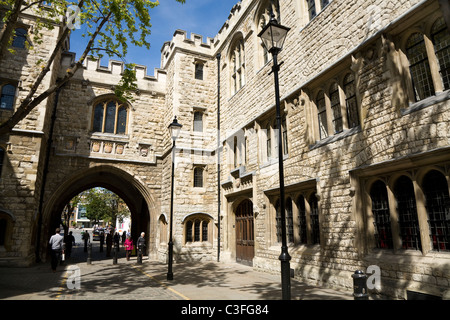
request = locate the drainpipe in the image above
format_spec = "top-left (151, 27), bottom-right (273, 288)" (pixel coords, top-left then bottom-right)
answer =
top-left (35, 81), bottom-right (63, 263)
top-left (216, 53), bottom-right (221, 262)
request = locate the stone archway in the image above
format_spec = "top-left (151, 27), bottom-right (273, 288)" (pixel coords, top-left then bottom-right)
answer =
top-left (39, 165), bottom-right (157, 261)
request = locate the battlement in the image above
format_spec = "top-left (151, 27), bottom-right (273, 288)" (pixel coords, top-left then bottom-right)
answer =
top-left (60, 51), bottom-right (166, 92)
top-left (214, 0), bottom-right (247, 49)
top-left (160, 29), bottom-right (216, 68)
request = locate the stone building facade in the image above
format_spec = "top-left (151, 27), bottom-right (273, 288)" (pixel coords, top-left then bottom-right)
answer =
top-left (0, 0), bottom-right (449, 299)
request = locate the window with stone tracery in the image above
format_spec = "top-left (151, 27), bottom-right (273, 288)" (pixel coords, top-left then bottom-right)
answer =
top-left (92, 99), bottom-right (129, 135)
top-left (256, 0), bottom-right (281, 67)
top-left (184, 214), bottom-right (211, 244)
top-left (403, 16), bottom-right (450, 103)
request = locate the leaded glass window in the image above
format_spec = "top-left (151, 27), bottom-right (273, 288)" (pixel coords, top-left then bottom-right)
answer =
top-left (286, 198), bottom-right (294, 244)
top-left (309, 194), bottom-right (320, 244)
top-left (12, 28), bottom-right (27, 48)
top-left (406, 32), bottom-right (435, 101)
top-left (423, 170), bottom-right (450, 252)
top-left (0, 84), bottom-right (16, 110)
top-left (344, 73), bottom-right (359, 128)
top-left (330, 82), bottom-right (343, 133)
top-left (297, 195), bottom-right (308, 244)
top-left (431, 17), bottom-right (450, 91)
top-left (317, 90), bottom-right (328, 140)
top-left (394, 176), bottom-right (421, 250)
top-left (370, 180), bottom-right (393, 249)
top-left (92, 99), bottom-right (128, 134)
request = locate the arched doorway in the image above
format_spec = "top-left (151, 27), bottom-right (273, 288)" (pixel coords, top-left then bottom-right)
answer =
top-left (39, 165), bottom-right (155, 261)
top-left (235, 199), bottom-right (254, 266)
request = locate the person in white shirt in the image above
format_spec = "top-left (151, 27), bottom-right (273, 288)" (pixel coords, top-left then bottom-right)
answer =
top-left (49, 228), bottom-right (64, 272)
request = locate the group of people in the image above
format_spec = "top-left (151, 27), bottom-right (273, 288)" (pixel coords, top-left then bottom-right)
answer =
top-left (48, 228), bottom-right (146, 272)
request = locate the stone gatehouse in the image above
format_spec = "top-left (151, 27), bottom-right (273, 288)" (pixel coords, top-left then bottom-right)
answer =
top-left (0, 0), bottom-right (449, 299)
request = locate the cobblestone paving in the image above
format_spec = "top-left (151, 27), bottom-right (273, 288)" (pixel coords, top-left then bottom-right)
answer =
top-left (0, 240), bottom-right (353, 301)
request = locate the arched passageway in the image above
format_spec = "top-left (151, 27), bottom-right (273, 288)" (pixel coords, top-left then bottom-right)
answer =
top-left (38, 165), bottom-right (156, 261)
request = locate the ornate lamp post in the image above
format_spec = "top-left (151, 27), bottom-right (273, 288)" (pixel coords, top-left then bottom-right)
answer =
top-left (258, 13), bottom-right (291, 300)
top-left (167, 116), bottom-right (182, 280)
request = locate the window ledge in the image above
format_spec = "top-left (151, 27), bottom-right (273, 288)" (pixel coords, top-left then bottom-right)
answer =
top-left (310, 126), bottom-right (361, 150)
top-left (401, 90), bottom-right (450, 116)
top-left (364, 248), bottom-right (450, 263)
top-left (184, 241), bottom-right (213, 248)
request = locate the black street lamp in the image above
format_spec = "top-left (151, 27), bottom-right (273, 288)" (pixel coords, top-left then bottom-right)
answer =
top-left (167, 116), bottom-right (182, 280)
top-left (258, 13), bottom-right (291, 300)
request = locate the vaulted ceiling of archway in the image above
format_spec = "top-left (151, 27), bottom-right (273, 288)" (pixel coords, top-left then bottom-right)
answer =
top-left (46, 166), bottom-right (152, 223)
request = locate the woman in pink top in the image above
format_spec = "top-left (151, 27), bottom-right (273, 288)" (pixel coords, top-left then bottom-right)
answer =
top-left (124, 235), bottom-right (134, 261)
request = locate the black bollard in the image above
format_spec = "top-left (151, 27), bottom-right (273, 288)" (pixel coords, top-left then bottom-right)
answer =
top-left (113, 243), bottom-right (118, 265)
top-left (137, 245), bottom-right (142, 264)
top-left (87, 242), bottom-right (92, 265)
top-left (352, 270), bottom-right (369, 300)
top-left (60, 243), bottom-right (66, 266)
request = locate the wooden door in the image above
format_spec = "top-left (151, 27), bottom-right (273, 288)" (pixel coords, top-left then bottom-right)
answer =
top-left (235, 199), bottom-right (254, 265)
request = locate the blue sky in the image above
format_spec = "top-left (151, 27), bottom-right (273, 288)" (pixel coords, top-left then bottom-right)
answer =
top-left (69, 0), bottom-right (239, 76)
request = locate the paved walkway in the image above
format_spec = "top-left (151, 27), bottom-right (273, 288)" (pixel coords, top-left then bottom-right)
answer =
top-left (0, 241), bottom-right (353, 301)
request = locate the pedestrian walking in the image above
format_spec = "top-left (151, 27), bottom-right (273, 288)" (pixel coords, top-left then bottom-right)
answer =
top-left (49, 228), bottom-right (64, 272)
top-left (121, 231), bottom-right (126, 246)
top-left (137, 232), bottom-right (146, 254)
top-left (124, 235), bottom-right (134, 261)
top-left (82, 230), bottom-right (90, 252)
top-left (99, 230), bottom-right (105, 252)
top-left (114, 231), bottom-right (120, 252)
top-left (64, 231), bottom-right (76, 258)
top-left (106, 232), bottom-right (112, 257)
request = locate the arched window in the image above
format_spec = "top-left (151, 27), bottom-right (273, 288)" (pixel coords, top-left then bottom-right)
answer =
top-left (316, 90), bottom-right (328, 140)
top-left (0, 84), bottom-right (16, 110)
top-left (343, 73), bottom-right (359, 128)
top-left (431, 17), bottom-right (450, 91)
top-left (257, 0), bottom-right (280, 66)
top-left (422, 170), bottom-right (450, 252)
top-left (230, 38), bottom-right (245, 95)
top-left (405, 32), bottom-right (435, 102)
top-left (394, 175), bottom-right (421, 250)
top-left (329, 82), bottom-right (342, 134)
top-left (92, 99), bottom-right (128, 134)
top-left (12, 28), bottom-right (27, 48)
top-left (370, 180), bottom-right (393, 249)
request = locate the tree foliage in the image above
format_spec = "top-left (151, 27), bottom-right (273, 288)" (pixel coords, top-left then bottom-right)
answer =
top-left (0, 0), bottom-right (186, 134)
top-left (83, 188), bottom-right (130, 226)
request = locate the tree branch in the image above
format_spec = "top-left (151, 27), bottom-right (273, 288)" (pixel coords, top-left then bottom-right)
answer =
top-left (0, 3), bottom-right (112, 135)
top-left (0, 0), bottom-right (25, 60)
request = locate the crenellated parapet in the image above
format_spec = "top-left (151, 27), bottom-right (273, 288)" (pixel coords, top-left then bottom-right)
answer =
top-left (160, 29), bottom-right (216, 69)
top-left (60, 51), bottom-right (166, 94)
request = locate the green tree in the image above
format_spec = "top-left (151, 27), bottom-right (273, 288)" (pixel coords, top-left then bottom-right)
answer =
top-left (0, 0), bottom-right (186, 134)
top-left (84, 188), bottom-right (110, 224)
top-left (84, 188), bottom-right (130, 227)
top-left (61, 193), bottom-right (81, 234)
